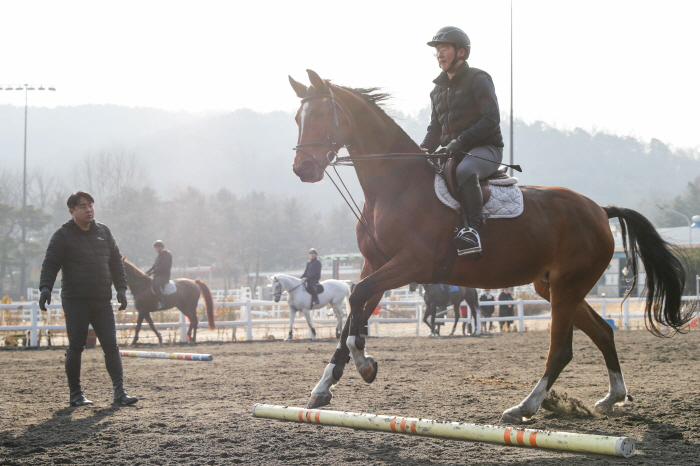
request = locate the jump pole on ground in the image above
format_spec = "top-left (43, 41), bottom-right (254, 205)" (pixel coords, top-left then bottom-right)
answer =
top-left (252, 404), bottom-right (634, 458)
top-left (120, 350), bottom-right (213, 361)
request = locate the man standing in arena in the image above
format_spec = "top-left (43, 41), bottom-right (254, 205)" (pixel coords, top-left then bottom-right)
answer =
top-left (301, 248), bottom-right (322, 306)
top-left (39, 191), bottom-right (138, 407)
top-left (146, 240), bottom-right (173, 310)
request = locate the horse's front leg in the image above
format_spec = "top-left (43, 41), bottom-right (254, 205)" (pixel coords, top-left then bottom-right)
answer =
top-left (144, 313), bottom-right (162, 345)
top-left (450, 300), bottom-right (460, 336)
top-left (347, 255), bottom-right (422, 384)
top-left (285, 306), bottom-right (297, 341)
top-left (131, 314), bottom-right (144, 346)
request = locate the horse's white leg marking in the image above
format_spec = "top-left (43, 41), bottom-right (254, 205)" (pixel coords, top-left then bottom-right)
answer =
top-left (500, 376), bottom-right (549, 424)
top-left (595, 369), bottom-right (627, 412)
top-left (347, 335), bottom-right (376, 382)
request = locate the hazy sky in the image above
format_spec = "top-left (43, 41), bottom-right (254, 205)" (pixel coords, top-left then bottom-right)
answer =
top-left (2, 0), bottom-right (699, 149)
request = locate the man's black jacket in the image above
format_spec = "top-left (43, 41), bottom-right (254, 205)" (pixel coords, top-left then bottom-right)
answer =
top-left (301, 258), bottom-right (322, 282)
top-left (422, 63), bottom-right (504, 152)
top-left (147, 249), bottom-right (173, 281)
top-left (39, 219), bottom-right (127, 300)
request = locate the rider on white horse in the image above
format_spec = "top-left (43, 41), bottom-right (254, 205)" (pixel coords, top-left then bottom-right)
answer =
top-left (301, 248), bottom-right (322, 306)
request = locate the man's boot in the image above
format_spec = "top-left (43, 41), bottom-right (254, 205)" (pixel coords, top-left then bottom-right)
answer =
top-left (454, 174), bottom-right (484, 258)
top-left (155, 288), bottom-right (165, 310)
top-left (104, 351), bottom-right (138, 405)
top-left (65, 348), bottom-right (93, 407)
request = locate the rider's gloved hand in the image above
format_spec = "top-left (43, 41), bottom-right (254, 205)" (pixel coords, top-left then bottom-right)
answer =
top-left (117, 292), bottom-right (128, 311)
top-left (39, 288), bottom-right (51, 312)
top-left (445, 138), bottom-right (465, 157)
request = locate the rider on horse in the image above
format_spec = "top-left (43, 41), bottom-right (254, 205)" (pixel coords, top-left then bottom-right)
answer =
top-left (420, 26), bottom-right (504, 258)
top-left (146, 240), bottom-right (172, 310)
top-left (301, 248), bottom-right (322, 305)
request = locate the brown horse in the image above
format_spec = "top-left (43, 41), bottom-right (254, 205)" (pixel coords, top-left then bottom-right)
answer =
top-left (289, 70), bottom-right (696, 424)
top-left (122, 258), bottom-right (215, 345)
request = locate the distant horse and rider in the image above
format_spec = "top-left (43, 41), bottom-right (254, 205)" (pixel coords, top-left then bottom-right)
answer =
top-left (270, 274), bottom-right (349, 340)
top-left (122, 258), bottom-right (215, 345)
top-left (413, 283), bottom-right (480, 336)
top-left (289, 69), bottom-right (697, 424)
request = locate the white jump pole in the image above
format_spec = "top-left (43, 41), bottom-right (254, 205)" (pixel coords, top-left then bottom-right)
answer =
top-left (120, 350), bottom-right (213, 361)
top-left (252, 404), bottom-right (634, 458)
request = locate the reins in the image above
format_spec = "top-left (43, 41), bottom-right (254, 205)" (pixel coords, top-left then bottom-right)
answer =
top-left (293, 86), bottom-right (522, 267)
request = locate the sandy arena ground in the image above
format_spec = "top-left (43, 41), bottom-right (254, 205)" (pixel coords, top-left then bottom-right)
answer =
top-left (1, 329), bottom-right (699, 465)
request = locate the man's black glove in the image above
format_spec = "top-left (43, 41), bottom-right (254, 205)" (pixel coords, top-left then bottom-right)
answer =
top-left (39, 290), bottom-right (51, 312)
top-left (117, 292), bottom-right (128, 311)
top-left (445, 138), bottom-right (466, 157)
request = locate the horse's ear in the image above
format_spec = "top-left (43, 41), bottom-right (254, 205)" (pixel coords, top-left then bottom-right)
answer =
top-left (289, 76), bottom-right (308, 98)
top-left (306, 69), bottom-right (326, 92)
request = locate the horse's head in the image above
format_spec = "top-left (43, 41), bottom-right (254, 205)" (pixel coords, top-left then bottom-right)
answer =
top-left (289, 69), bottom-right (354, 183)
top-left (270, 275), bottom-right (283, 303)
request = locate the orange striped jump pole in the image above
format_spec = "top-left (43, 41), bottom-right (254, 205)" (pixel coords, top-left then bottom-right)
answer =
top-left (252, 404), bottom-right (634, 458)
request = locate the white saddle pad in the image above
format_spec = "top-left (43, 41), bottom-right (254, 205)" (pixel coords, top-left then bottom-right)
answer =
top-left (434, 174), bottom-right (524, 219)
top-left (163, 281), bottom-right (177, 295)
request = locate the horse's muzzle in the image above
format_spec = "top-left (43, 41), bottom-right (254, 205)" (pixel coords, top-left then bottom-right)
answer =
top-left (293, 160), bottom-right (323, 183)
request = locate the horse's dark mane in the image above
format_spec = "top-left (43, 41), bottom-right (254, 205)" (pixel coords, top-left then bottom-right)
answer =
top-left (333, 84), bottom-right (419, 150)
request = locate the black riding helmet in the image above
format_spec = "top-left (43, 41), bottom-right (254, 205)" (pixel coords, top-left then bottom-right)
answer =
top-left (153, 240), bottom-right (164, 248)
top-left (428, 26), bottom-right (471, 72)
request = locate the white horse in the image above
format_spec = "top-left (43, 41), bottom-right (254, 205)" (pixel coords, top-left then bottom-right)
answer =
top-left (270, 274), bottom-right (349, 341)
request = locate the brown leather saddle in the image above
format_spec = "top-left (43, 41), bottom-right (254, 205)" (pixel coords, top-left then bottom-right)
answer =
top-left (443, 157), bottom-right (510, 203)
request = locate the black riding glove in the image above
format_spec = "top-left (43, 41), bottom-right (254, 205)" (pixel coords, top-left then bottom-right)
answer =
top-left (39, 290), bottom-right (51, 312)
top-left (445, 138), bottom-right (466, 157)
top-left (117, 292), bottom-right (128, 311)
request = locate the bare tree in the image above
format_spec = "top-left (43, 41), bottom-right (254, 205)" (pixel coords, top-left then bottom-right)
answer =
top-left (73, 146), bottom-right (147, 208)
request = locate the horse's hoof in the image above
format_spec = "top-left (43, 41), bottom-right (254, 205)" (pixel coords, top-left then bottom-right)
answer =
top-left (307, 393), bottom-right (332, 409)
top-left (284, 336), bottom-right (292, 342)
top-left (360, 359), bottom-right (378, 384)
top-left (499, 407), bottom-right (526, 425)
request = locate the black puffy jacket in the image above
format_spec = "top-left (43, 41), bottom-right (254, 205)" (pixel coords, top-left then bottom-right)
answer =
top-left (421, 64), bottom-right (504, 152)
top-left (39, 219), bottom-right (127, 300)
top-left (301, 258), bottom-right (322, 282)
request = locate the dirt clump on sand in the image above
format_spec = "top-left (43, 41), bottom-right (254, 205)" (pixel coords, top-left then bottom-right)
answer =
top-left (541, 389), bottom-right (594, 417)
top-left (1, 331), bottom-right (699, 465)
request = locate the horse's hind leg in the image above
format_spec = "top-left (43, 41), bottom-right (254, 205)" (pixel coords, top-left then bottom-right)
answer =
top-left (332, 300), bottom-right (344, 339)
top-left (302, 309), bottom-right (317, 341)
top-left (573, 300), bottom-right (627, 412)
top-left (500, 280), bottom-right (579, 424)
top-left (144, 313), bottom-right (163, 345)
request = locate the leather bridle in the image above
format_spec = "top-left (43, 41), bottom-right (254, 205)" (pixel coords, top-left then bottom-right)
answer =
top-left (293, 86), bottom-right (352, 168)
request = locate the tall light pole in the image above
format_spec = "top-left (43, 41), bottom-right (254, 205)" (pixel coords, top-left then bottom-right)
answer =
top-left (656, 204), bottom-right (692, 247)
top-left (0, 84), bottom-right (56, 298)
top-left (509, 0), bottom-right (514, 177)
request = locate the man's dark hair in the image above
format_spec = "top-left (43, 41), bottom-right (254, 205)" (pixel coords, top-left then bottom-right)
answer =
top-left (66, 191), bottom-right (95, 209)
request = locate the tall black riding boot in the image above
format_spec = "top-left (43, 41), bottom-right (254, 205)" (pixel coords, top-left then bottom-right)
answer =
top-left (65, 348), bottom-right (93, 407)
top-left (104, 351), bottom-right (138, 405)
top-left (453, 174), bottom-right (484, 258)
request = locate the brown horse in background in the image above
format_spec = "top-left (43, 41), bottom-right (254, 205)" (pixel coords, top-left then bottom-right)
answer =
top-left (122, 258), bottom-right (215, 345)
top-left (289, 70), bottom-right (696, 424)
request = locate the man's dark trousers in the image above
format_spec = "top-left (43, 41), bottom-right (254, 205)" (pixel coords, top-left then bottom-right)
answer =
top-left (305, 279), bottom-right (320, 306)
top-left (63, 299), bottom-right (124, 402)
top-left (153, 275), bottom-right (169, 309)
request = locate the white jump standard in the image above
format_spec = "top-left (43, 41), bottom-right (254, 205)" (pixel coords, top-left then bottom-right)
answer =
top-left (252, 404), bottom-right (635, 458)
top-left (119, 350), bottom-right (213, 361)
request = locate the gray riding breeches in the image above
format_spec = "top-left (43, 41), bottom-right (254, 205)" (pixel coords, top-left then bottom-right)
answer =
top-left (455, 145), bottom-right (504, 185)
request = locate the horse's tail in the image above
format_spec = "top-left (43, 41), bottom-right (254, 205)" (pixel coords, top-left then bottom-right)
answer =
top-left (604, 206), bottom-right (697, 335)
top-left (195, 279), bottom-right (216, 330)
